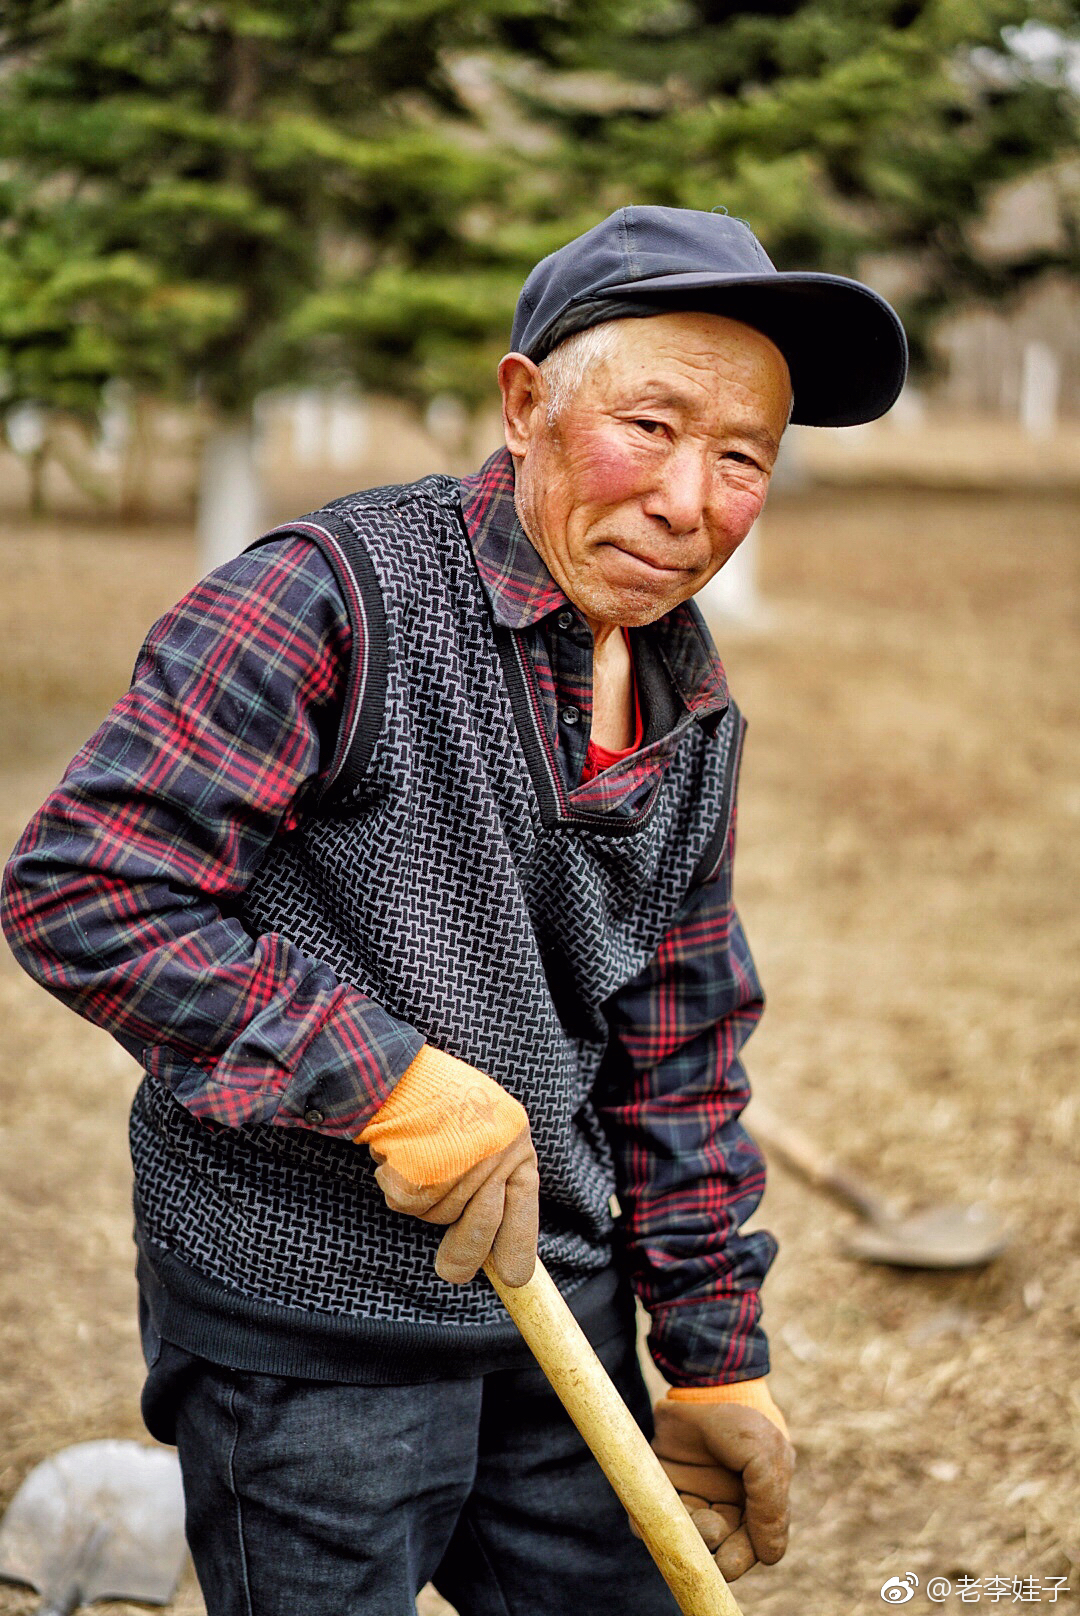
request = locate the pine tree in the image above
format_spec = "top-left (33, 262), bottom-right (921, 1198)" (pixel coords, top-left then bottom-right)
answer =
top-left (530, 0), bottom-right (1080, 364)
top-left (1, 0), bottom-right (1075, 555)
top-left (0, 0), bottom-right (613, 558)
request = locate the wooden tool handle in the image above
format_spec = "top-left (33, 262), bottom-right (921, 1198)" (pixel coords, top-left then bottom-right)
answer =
top-left (483, 1257), bottom-right (745, 1616)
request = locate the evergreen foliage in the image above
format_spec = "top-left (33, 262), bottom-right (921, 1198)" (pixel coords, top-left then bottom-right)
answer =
top-left (536, 0), bottom-right (1080, 359)
top-left (0, 0), bottom-right (1076, 427)
top-left (0, 0), bottom-right (611, 419)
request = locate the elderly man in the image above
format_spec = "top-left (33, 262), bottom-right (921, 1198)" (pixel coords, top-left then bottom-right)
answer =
top-left (1, 205), bottom-right (905, 1616)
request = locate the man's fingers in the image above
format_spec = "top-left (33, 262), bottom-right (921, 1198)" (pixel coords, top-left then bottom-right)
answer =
top-left (434, 1175), bottom-right (507, 1284)
top-left (657, 1457), bottom-right (743, 1506)
top-left (379, 1130), bottom-right (534, 1223)
top-left (654, 1401), bottom-right (793, 1569)
top-left (741, 1434), bottom-right (794, 1565)
top-left (372, 1120), bottom-right (538, 1286)
top-left (432, 1131), bottom-right (534, 1224)
top-left (650, 1400), bottom-right (795, 1584)
top-left (687, 1504), bottom-right (742, 1551)
top-left (407, 1165), bottom-right (492, 1226)
top-left (373, 1161), bottom-right (447, 1213)
top-left (653, 1400), bottom-right (771, 1471)
top-left (488, 1153), bottom-right (539, 1286)
top-left (714, 1525), bottom-right (757, 1582)
top-left (687, 1507), bottom-right (724, 1552)
top-left (634, 1499), bottom-right (744, 1558)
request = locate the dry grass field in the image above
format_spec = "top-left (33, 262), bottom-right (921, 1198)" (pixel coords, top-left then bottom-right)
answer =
top-left (0, 482), bottom-right (1077, 1616)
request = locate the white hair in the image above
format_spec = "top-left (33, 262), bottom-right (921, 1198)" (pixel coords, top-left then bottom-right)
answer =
top-left (538, 323), bottom-right (621, 422)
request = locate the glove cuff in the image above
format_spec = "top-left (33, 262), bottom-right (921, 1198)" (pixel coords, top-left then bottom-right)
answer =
top-left (357, 1044), bottom-right (527, 1188)
top-left (667, 1378), bottom-right (790, 1440)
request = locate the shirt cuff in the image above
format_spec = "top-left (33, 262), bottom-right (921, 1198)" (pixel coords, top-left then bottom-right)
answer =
top-left (645, 1274), bottom-right (773, 1389)
top-left (273, 989), bottom-right (426, 1138)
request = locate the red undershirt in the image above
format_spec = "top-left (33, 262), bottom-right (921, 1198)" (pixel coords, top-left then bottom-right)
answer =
top-left (581, 630), bottom-right (644, 783)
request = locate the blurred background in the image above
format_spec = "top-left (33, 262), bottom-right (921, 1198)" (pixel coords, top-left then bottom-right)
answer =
top-left (0, 2), bottom-right (1077, 1613)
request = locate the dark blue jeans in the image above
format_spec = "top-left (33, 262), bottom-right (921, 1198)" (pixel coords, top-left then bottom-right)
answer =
top-left (140, 1315), bottom-right (682, 1616)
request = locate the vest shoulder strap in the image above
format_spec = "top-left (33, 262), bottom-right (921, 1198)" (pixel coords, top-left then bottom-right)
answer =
top-left (246, 508), bottom-right (388, 813)
top-left (686, 700), bottom-right (746, 891)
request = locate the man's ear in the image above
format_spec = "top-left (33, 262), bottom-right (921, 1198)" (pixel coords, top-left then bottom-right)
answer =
top-left (498, 352), bottom-right (546, 460)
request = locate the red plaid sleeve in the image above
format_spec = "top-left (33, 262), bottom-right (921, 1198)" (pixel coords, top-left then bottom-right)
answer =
top-left (0, 537), bottom-right (423, 1138)
top-left (599, 811), bottom-right (776, 1387)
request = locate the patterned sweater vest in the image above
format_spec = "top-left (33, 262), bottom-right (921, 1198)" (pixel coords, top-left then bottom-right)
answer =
top-left (130, 474), bottom-right (743, 1376)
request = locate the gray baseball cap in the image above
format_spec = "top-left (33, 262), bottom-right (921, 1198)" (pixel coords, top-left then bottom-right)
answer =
top-left (510, 205), bottom-right (908, 428)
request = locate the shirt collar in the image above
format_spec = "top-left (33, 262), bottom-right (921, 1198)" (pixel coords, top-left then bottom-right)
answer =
top-left (459, 447), bottom-right (566, 630)
top-left (459, 447), bottom-right (729, 721)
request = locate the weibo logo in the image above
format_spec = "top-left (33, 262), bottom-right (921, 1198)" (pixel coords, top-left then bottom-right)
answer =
top-left (880, 1574), bottom-right (919, 1604)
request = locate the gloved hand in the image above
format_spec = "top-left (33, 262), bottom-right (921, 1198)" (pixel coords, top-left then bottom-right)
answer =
top-left (358, 1045), bottom-right (539, 1287)
top-left (650, 1391), bottom-right (794, 1581)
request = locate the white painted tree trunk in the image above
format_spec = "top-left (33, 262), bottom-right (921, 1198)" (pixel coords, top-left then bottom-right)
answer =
top-left (699, 519), bottom-right (764, 624)
top-left (196, 413), bottom-right (262, 575)
top-left (1019, 341), bottom-right (1061, 439)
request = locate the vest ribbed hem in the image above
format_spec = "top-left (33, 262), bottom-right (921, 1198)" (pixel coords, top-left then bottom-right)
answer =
top-left (136, 1233), bottom-right (627, 1383)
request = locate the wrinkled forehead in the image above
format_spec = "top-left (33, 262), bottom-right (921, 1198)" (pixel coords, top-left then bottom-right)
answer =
top-left (567, 310), bottom-right (793, 420)
top-left (604, 306), bottom-right (789, 367)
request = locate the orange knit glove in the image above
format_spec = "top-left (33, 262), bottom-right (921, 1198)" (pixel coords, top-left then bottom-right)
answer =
top-left (667, 1379), bottom-right (789, 1439)
top-left (358, 1045), bottom-right (538, 1288)
top-left (648, 1382), bottom-right (793, 1582)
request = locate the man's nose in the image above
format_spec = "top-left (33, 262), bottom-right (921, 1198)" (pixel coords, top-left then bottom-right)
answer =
top-left (642, 445), bottom-right (709, 535)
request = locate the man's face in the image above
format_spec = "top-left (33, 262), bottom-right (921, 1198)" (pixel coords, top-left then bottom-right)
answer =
top-left (502, 311), bottom-right (792, 635)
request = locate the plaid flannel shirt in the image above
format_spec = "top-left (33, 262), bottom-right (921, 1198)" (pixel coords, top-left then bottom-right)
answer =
top-left (1, 449), bottom-right (772, 1385)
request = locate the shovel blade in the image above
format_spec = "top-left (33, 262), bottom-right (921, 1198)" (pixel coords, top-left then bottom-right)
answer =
top-left (842, 1202), bottom-right (1011, 1268)
top-left (0, 1440), bottom-right (186, 1608)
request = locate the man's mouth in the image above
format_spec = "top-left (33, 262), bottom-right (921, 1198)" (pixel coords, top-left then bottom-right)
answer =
top-left (601, 543), bottom-right (691, 580)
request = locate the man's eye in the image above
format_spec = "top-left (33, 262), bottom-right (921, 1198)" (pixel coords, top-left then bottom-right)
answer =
top-left (633, 419), bottom-right (665, 435)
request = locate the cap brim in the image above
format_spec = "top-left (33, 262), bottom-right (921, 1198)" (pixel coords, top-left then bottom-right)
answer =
top-left (603, 270), bottom-right (908, 427)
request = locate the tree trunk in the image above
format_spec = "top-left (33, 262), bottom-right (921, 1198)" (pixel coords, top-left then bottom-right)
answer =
top-left (196, 411), bottom-right (262, 575)
top-left (701, 519), bottom-right (763, 625)
top-left (27, 444), bottom-right (48, 516)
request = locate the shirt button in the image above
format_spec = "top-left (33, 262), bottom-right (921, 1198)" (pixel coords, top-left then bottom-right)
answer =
top-left (304, 1107), bottom-right (326, 1125)
top-left (557, 609), bottom-right (574, 630)
top-left (561, 706), bottom-right (580, 727)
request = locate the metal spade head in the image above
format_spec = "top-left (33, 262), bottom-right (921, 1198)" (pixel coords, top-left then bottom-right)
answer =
top-left (0, 1440), bottom-right (186, 1612)
top-left (840, 1200), bottom-right (1011, 1269)
top-left (749, 1104), bottom-right (1012, 1271)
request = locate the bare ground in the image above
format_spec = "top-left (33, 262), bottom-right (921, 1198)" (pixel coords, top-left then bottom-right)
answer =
top-left (0, 486), bottom-right (1077, 1616)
